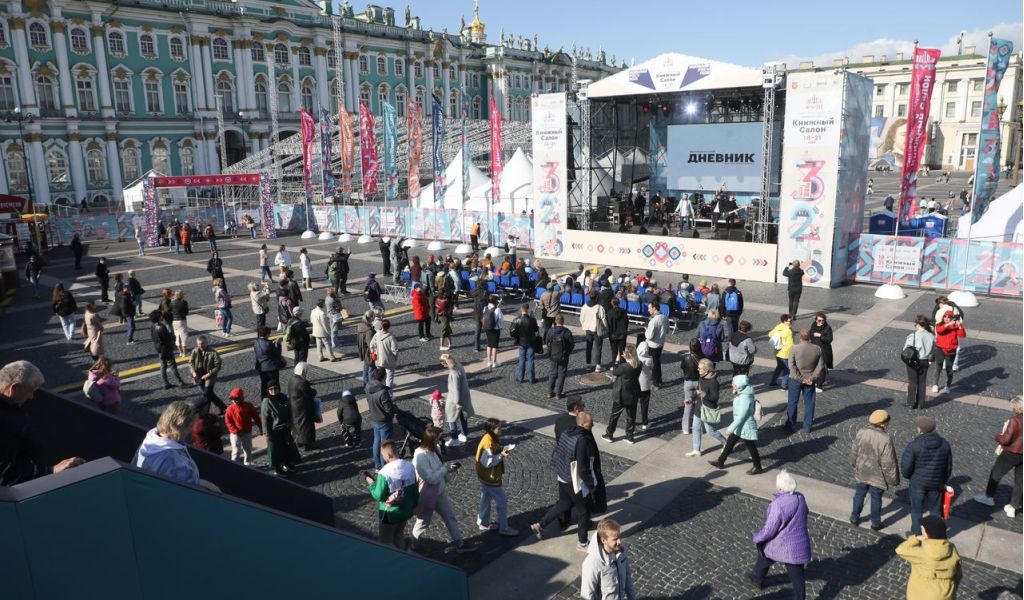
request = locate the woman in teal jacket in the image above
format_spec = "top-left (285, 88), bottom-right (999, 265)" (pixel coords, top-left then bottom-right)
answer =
top-left (708, 374), bottom-right (764, 475)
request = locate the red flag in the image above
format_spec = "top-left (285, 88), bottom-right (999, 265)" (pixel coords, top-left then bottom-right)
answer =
top-left (359, 101), bottom-right (379, 199)
top-left (407, 98), bottom-right (423, 201)
top-left (897, 47), bottom-right (941, 222)
top-left (299, 109), bottom-right (316, 199)
top-left (339, 102), bottom-right (354, 196)
top-left (489, 94), bottom-right (503, 204)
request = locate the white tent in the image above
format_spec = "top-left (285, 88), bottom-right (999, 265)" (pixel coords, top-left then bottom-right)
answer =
top-left (122, 170), bottom-right (187, 212)
top-left (958, 185), bottom-right (1024, 242)
top-left (415, 149), bottom-right (490, 209)
top-left (596, 148), bottom-right (649, 185)
top-left (467, 148), bottom-right (533, 213)
top-left (586, 52), bottom-right (764, 99)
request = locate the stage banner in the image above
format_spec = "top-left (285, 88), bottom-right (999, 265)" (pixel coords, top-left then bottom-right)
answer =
top-left (319, 107), bottom-right (337, 201)
top-left (972, 37), bottom-right (1014, 223)
top-left (339, 103), bottom-right (355, 196)
top-left (151, 174), bottom-right (261, 188)
top-left (831, 72), bottom-right (873, 285)
top-left (897, 47), bottom-right (941, 222)
top-left (259, 172), bottom-right (276, 239)
top-left (407, 98), bottom-right (423, 201)
top-left (383, 102), bottom-right (398, 199)
top-left (461, 90), bottom-right (471, 205)
top-left (489, 94), bottom-right (503, 204)
top-left (300, 109), bottom-right (316, 201)
top-left (431, 93), bottom-right (446, 204)
top-left (141, 177), bottom-right (159, 247)
top-left (359, 101), bottom-right (379, 199)
top-left (531, 93), bottom-right (567, 258)
top-left (777, 71), bottom-right (845, 287)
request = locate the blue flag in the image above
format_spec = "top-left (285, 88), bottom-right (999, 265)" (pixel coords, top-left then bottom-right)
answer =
top-left (319, 107), bottom-right (337, 201)
top-left (432, 93), bottom-right (447, 204)
top-left (383, 102), bottom-right (398, 200)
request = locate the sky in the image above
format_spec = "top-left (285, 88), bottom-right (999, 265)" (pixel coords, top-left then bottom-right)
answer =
top-left (352, 1), bottom-right (1023, 68)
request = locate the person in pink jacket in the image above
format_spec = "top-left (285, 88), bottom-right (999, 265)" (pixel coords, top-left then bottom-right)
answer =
top-left (87, 357), bottom-right (122, 414)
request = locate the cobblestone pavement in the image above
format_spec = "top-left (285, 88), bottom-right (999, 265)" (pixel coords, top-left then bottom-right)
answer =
top-left (896, 292), bottom-right (1024, 340)
top-left (550, 483), bottom-right (1023, 600)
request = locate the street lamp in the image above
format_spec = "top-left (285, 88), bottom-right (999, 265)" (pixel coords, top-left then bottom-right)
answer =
top-left (4, 107), bottom-right (35, 205)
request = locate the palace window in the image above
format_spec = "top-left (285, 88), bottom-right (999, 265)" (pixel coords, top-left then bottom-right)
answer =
top-left (0, 75), bottom-right (17, 111)
top-left (144, 78), bottom-right (162, 113)
top-left (76, 77), bottom-right (96, 112)
top-left (327, 49), bottom-right (338, 69)
top-left (169, 37), bottom-right (185, 61)
top-left (255, 81), bottom-right (268, 112)
top-left (151, 146), bottom-right (169, 174)
top-left (121, 146), bottom-right (140, 182)
top-left (377, 56), bottom-right (387, 75)
top-left (70, 28), bottom-right (89, 53)
top-left (35, 75), bottom-right (57, 111)
top-left (139, 33), bottom-right (156, 58)
top-left (180, 146), bottom-right (194, 176)
top-left (216, 80), bottom-right (235, 113)
top-left (28, 22), bottom-right (48, 49)
top-left (251, 44), bottom-right (265, 62)
top-left (395, 87), bottom-right (406, 117)
top-left (112, 79), bottom-right (132, 113)
top-left (6, 148), bottom-right (27, 188)
top-left (46, 149), bottom-right (69, 186)
top-left (173, 80), bottom-right (190, 113)
top-left (86, 148), bottom-right (107, 185)
top-left (359, 55), bottom-right (369, 74)
top-left (298, 47), bottom-right (311, 66)
top-left (301, 81), bottom-right (314, 112)
top-left (277, 82), bottom-right (292, 113)
top-left (274, 44), bottom-right (290, 66)
top-left (394, 58), bottom-right (404, 76)
top-left (108, 31), bottom-right (126, 56)
top-left (212, 38), bottom-right (230, 61)
top-left (414, 61), bottom-right (423, 78)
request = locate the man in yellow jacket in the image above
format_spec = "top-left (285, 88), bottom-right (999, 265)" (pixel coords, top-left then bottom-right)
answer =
top-left (895, 515), bottom-right (961, 600)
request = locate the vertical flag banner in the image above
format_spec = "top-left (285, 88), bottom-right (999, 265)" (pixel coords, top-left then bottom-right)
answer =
top-left (531, 93), bottom-right (567, 258)
top-left (489, 93), bottom-right (503, 204)
top-left (972, 38), bottom-right (1014, 223)
top-left (339, 102), bottom-right (355, 196)
top-left (258, 171), bottom-right (277, 239)
top-left (897, 47), bottom-right (941, 222)
top-left (406, 98), bottom-right (423, 201)
top-left (359, 101), bottom-right (379, 199)
top-left (461, 87), bottom-right (471, 205)
top-left (383, 102), bottom-right (398, 200)
top-left (319, 107), bottom-right (337, 201)
top-left (299, 109), bottom-right (316, 200)
top-left (142, 177), bottom-right (158, 247)
top-left (431, 93), bottom-right (446, 204)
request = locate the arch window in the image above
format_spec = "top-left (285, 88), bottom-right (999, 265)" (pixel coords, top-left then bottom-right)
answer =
top-left (139, 33), bottom-right (156, 58)
top-left (28, 22), bottom-right (48, 49)
top-left (251, 44), bottom-right (265, 62)
top-left (358, 55), bottom-right (369, 74)
top-left (394, 58), bottom-right (404, 76)
top-left (448, 66), bottom-right (456, 81)
top-left (169, 37), bottom-right (185, 61)
top-left (216, 79), bottom-right (235, 113)
top-left (5, 148), bottom-right (27, 188)
top-left (86, 148), bottom-right (107, 185)
top-left (414, 61), bottom-right (423, 78)
top-left (46, 149), bottom-right (69, 187)
top-left (277, 82), bottom-right (292, 113)
top-left (212, 38), bottom-right (230, 61)
top-left (472, 73), bottom-right (480, 88)
top-left (472, 96), bottom-right (482, 119)
top-left (75, 73), bottom-right (96, 112)
top-left (151, 145), bottom-right (169, 174)
top-left (0, 22), bottom-right (7, 47)
top-left (35, 75), bottom-right (56, 111)
top-left (359, 83), bottom-right (371, 108)
top-left (180, 146), bottom-right (194, 176)
top-left (415, 87), bottom-right (425, 111)
top-left (0, 75), bottom-right (13, 111)
top-left (255, 80), bottom-right (268, 112)
top-left (395, 87), bottom-right (407, 117)
top-left (121, 145), bottom-right (140, 182)
top-left (274, 43), bottom-right (290, 66)
top-left (69, 28), bottom-right (89, 53)
top-left (107, 31), bottom-right (126, 56)
top-left (432, 63), bottom-right (440, 79)
top-left (377, 84), bottom-right (390, 113)
top-left (298, 47), bottom-right (311, 66)
top-left (301, 81), bottom-right (314, 112)
top-left (376, 56), bottom-right (387, 75)
top-left (112, 78), bottom-right (132, 113)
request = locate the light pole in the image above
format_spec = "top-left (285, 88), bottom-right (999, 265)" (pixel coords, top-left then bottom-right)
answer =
top-left (5, 107), bottom-right (35, 205)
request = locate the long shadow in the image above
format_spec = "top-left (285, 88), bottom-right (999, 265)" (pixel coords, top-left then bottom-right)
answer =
top-left (762, 434), bottom-right (840, 470)
top-left (807, 533), bottom-right (904, 600)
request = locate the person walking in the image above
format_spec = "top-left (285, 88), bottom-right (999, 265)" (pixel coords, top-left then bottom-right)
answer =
top-left (253, 326), bottom-right (284, 397)
top-left (972, 396), bottom-right (1023, 518)
top-left (602, 345), bottom-right (641, 444)
top-left (260, 381), bottom-right (302, 476)
top-left (727, 320), bottom-right (756, 375)
top-left (441, 353), bottom-right (475, 447)
top-left (411, 426), bottom-right (472, 553)
top-left (688, 359), bottom-right (729, 457)
top-left (749, 471), bottom-right (812, 600)
top-left (722, 278), bottom-right (744, 332)
top-left (545, 315), bottom-right (575, 399)
top-left (644, 302), bottom-right (666, 386)
top-left (299, 248), bottom-right (313, 290)
top-left (903, 315), bottom-right (935, 409)
top-left (411, 283), bottom-right (432, 342)
top-left (357, 311), bottom-right (376, 385)
top-left (470, 222), bottom-right (481, 251)
top-left (782, 260), bottom-right (804, 318)
top-left (179, 223), bottom-right (192, 254)
top-left (189, 336), bottom-right (227, 415)
top-left (95, 257), bottom-right (111, 303)
top-left (120, 282), bottom-right (137, 345)
top-left (151, 311), bottom-right (186, 389)
top-left (82, 302), bottom-right (104, 360)
top-left (580, 297), bottom-right (608, 372)
top-left (24, 255), bottom-right (42, 299)
top-left (285, 306), bottom-right (311, 364)
top-left (134, 226), bottom-right (146, 256)
top-left (532, 411), bottom-right (600, 551)
top-left (365, 440), bottom-right (419, 549)
top-left (635, 337), bottom-right (654, 431)
top-left (258, 244), bottom-right (272, 283)
top-left (369, 318), bottom-right (399, 388)
top-left (337, 389), bottom-right (362, 447)
top-left (511, 303), bottom-right (539, 383)
top-left (206, 252), bottom-right (225, 285)
top-left (809, 312), bottom-right (834, 391)
top-left (697, 308), bottom-right (727, 365)
top-left (127, 270), bottom-right (145, 317)
top-left (850, 409), bottom-right (900, 530)
top-left (580, 518), bottom-right (637, 600)
top-left (310, 299), bottom-right (337, 362)
top-left (86, 357), bottom-right (122, 415)
top-left (932, 310), bottom-right (966, 395)
top-left (224, 388), bottom-right (263, 465)
top-left (469, 278), bottom-right (489, 352)
top-left (895, 516), bottom-right (962, 600)
top-left (363, 272), bottom-right (384, 311)
top-left (482, 296), bottom-right (503, 368)
top-left (70, 233), bottom-right (84, 270)
top-left (203, 222), bottom-right (218, 253)
top-left (679, 338), bottom-right (704, 434)
top-left (709, 374), bottom-right (763, 474)
top-left (248, 281), bottom-right (270, 331)
top-left (786, 330), bottom-right (824, 433)
top-left (607, 298), bottom-right (629, 366)
top-left (212, 278), bottom-right (233, 337)
top-left (933, 296), bottom-right (965, 371)
top-left (288, 361), bottom-right (319, 451)
top-left (901, 416), bottom-right (953, 536)
top-left (474, 418), bottom-right (519, 536)
top-left (52, 283), bottom-right (78, 341)
top-left (274, 244), bottom-right (292, 276)
top-left (367, 367), bottom-right (398, 470)
top-left (170, 290), bottom-right (190, 358)
top-left (169, 221), bottom-right (181, 254)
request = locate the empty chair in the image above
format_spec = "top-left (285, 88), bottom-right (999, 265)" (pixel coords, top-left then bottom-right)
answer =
top-left (401, 271), bottom-right (411, 282)
top-left (535, 288), bottom-right (545, 300)
top-left (559, 292), bottom-right (571, 305)
top-left (510, 276), bottom-right (521, 288)
top-left (486, 281), bottom-right (498, 294)
top-left (627, 300), bottom-right (642, 315)
top-left (571, 293), bottom-right (584, 306)
top-left (468, 279), bottom-right (477, 290)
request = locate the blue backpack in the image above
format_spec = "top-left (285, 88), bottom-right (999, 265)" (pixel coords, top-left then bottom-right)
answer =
top-left (724, 290), bottom-right (740, 313)
top-left (699, 321), bottom-right (721, 356)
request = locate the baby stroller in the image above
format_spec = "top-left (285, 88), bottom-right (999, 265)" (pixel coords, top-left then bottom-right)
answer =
top-left (395, 408), bottom-right (446, 461)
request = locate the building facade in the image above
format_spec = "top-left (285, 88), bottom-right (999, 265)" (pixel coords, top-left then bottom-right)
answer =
top-left (791, 48), bottom-right (1023, 172)
top-left (0, 0), bottom-right (617, 207)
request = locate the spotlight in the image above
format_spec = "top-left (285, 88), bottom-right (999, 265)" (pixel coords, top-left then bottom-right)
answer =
top-left (661, 103), bottom-right (670, 114)
top-left (685, 103), bottom-right (697, 115)
top-left (641, 104), bottom-right (650, 114)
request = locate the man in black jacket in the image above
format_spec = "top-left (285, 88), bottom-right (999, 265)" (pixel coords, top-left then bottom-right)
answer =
top-left (531, 411), bottom-right (601, 551)
top-left (545, 315), bottom-right (575, 399)
top-left (253, 326), bottom-right (284, 397)
top-left (151, 311), bottom-right (186, 389)
top-left (606, 298), bottom-right (629, 366)
top-left (95, 257), bottom-right (110, 303)
top-left (722, 278), bottom-right (744, 333)
top-left (554, 396), bottom-right (585, 441)
top-left (366, 367), bottom-right (397, 470)
top-left (470, 281), bottom-right (489, 352)
top-left (512, 303), bottom-right (540, 383)
top-left (71, 233), bottom-right (84, 270)
top-left (286, 306), bottom-right (311, 363)
top-left (901, 416), bottom-right (953, 536)
top-left (378, 237), bottom-right (392, 276)
top-left (782, 260), bottom-right (804, 319)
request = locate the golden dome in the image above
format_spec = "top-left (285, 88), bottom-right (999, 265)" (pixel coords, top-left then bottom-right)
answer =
top-left (469, 0), bottom-right (485, 35)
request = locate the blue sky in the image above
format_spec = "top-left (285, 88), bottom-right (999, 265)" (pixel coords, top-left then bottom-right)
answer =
top-left (363, 1), bottom-right (1022, 67)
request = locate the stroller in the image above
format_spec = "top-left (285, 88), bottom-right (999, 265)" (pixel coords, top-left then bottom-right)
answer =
top-left (395, 408), bottom-right (446, 461)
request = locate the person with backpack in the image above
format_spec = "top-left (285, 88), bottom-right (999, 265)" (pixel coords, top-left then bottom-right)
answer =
top-left (902, 316), bottom-right (934, 405)
top-left (697, 309), bottom-right (727, 365)
top-left (545, 315), bottom-right (575, 399)
top-left (150, 311), bottom-right (185, 390)
top-left (52, 283), bottom-right (78, 341)
top-left (768, 314), bottom-right (795, 388)
top-left (363, 272), bottom-right (383, 311)
top-left (644, 302), bottom-right (667, 386)
top-left (512, 303), bottom-right (540, 383)
top-left (606, 298), bottom-right (629, 366)
top-left (482, 296), bottom-right (504, 368)
top-left (708, 374), bottom-right (763, 475)
top-left (727, 320), bottom-right (757, 375)
top-left (723, 278), bottom-right (744, 332)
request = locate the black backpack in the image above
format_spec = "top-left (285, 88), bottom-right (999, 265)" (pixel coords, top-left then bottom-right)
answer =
top-left (549, 328), bottom-right (566, 362)
top-left (481, 307), bottom-right (496, 330)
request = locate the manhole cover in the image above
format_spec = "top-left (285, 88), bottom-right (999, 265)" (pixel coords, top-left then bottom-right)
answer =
top-left (578, 372), bottom-right (613, 387)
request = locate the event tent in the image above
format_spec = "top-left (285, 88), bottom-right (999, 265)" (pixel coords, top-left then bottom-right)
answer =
top-left (958, 185), bottom-right (1023, 242)
top-left (122, 170), bottom-right (186, 212)
top-left (467, 148), bottom-right (533, 213)
top-left (586, 52), bottom-right (765, 99)
top-left (414, 149), bottom-right (490, 209)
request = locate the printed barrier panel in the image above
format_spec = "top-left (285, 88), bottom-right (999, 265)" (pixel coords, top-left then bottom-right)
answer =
top-left (849, 233), bottom-right (1022, 297)
top-left (561, 229), bottom-right (778, 283)
top-left (831, 72), bottom-right (872, 286)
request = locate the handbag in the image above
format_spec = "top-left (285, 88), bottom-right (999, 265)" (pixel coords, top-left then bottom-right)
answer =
top-left (753, 400), bottom-right (763, 425)
top-left (700, 404), bottom-right (721, 424)
top-left (82, 379), bottom-right (103, 404)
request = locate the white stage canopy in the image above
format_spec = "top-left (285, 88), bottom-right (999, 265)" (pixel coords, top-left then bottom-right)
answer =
top-left (586, 53), bottom-right (764, 98)
top-left (122, 170), bottom-right (186, 212)
top-left (958, 185), bottom-right (1024, 243)
top-left (468, 148), bottom-right (533, 213)
top-left (415, 149), bottom-right (490, 209)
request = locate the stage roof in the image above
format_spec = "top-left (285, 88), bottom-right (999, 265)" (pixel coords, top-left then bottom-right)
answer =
top-left (587, 53), bottom-right (764, 99)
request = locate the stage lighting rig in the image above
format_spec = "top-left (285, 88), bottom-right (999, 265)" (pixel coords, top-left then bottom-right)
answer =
top-left (685, 102), bottom-right (698, 115)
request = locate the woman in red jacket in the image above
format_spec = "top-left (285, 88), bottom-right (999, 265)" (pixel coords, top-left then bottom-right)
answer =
top-left (412, 283), bottom-right (432, 342)
top-left (932, 310), bottom-right (966, 394)
top-left (973, 397), bottom-right (1023, 518)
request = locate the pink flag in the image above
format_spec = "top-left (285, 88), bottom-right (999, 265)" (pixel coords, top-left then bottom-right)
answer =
top-left (359, 101), bottom-right (379, 199)
top-left (897, 47), bottom-right (941, 222)
top-left (406, 98), bottom-right (423, 201)
top-left (299, 109), bottom-right (316, 199)
top-left (489, 94), bottom-right (502, 204)
top-left (339, 102), bottom-right (354, 196)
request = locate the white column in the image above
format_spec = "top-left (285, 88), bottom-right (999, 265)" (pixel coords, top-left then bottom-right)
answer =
top-left (241, 38), bottom-right (257, 114)
top-left (206, 132), bottom-right (219, 174)
top-left (314, 42), bottom-right (330, 109)
top-left (442, 60), bottom-right (451, 115)
top-left (192, 129), bottom-right (208, 175)
top-left (66, 129), bottom-right (88, 203)
top-left (10, 17), bottom-right (38, 115)
top-left (232, 38), bottom-right (249, 111)
top-left (52, 23), bottom-right (76, 117)
top-left (407, 56), bottom-right (416, 103)
top-left (189, 37), bottom-right (207, 111)
top-left (532, 63), bottom-right (540, 94)
top-left (0, 145), bottom-right (8, 194)
top-left (27, 130), bottom-right (50, 204)
top-left (105, 129), bottom-right (123, 203)
top-left (201, 40), bottom-right (216, 110)
top-left (425, 60), bottom-right (435, 116)
top-left (290, 48), bottom-right (302, 112)
top-left (249, 131), bottom-right (261, 155)
top-left (345, 55), bottom-right (357, 111)
top-left (90, 23), bottom-right (113, 117)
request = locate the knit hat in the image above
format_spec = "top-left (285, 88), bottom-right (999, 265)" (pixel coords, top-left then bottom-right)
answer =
top-left (915, 416), bottom-right (937, 433)
top-left (431, 389), bottom-right (442, 400)
top-left (920, 515), bottom-right (948, 539)
top-left (868, 409), bottom-right (890, 426)
top-left (229, 387), bottom-right (245, 400)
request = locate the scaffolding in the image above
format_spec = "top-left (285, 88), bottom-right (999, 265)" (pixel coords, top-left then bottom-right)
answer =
top-left (755, 64), bottom-right (783, 243)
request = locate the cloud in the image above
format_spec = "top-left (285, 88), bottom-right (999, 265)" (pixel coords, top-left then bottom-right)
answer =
top-left (768, 22), bottom-right (1022, 68)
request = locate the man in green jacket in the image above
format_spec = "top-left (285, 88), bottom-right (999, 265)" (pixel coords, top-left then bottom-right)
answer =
top-left (364, 440), bottom-right (419, 549)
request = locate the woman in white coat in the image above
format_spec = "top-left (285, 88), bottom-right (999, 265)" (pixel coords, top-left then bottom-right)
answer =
top-left (636, 336), bottom-right (654, 431)
top-left (299, 248), bottom-right (313, 290)
top-left (411, 426), bottom-right (472, 553)
top-left (441, 353), bottom-right (475, 447)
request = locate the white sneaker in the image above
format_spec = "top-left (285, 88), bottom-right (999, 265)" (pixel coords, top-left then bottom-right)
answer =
top-left (685, 450), bottom-right (701, 457)
top-left (815, 387), bottom-right (824, 393)
top-left (640, 424), bottom-right (648, 431)
top-left (1005, 505), bottom-right (1017, 518)
top-left (446, 438), bottom-right (464, 447)
top-left (942, 386), bottom-right (951, 394)
top-left (973, 494), bottom-right (996, 506)
top-left (594, 365), bottom-right (602, 372)
top-left (931, 385), bottom-right (940, 393)
top-left (458, 434), bottom-right (468, 443)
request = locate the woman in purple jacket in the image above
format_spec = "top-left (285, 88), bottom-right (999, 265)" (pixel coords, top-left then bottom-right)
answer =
top-left (750, 470), bottom-right (812, 600)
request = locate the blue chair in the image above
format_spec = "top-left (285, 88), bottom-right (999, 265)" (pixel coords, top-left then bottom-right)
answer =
top-left (530, 273), bottom-right (539, 282)
top-left (468, 279), bottom-right (477, 290)
top-left (461, 271), bottom-right (470, 282)
top-left (583, 294), bottom-right (590, 305)
top-left (660, 304), bottom-right (671, 318)
top-left (487, 281), bottom-right (498, 294)
top-left (694, 291), bottom-right (704, 303)
top-left (498, 275), bottom-right (510, 287)
top-left (401, 271), bottom-right (411, 282)
top-left (627, 300), bottom-right (642, 315)
top-left (511, 276), bottom-right (521, 288)
top-left (571, 293), bottom-right (584, 306)
top-left (535, 288), bottom-right (545, 300)
top-left (559, 292), bottom-right (571, 305)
